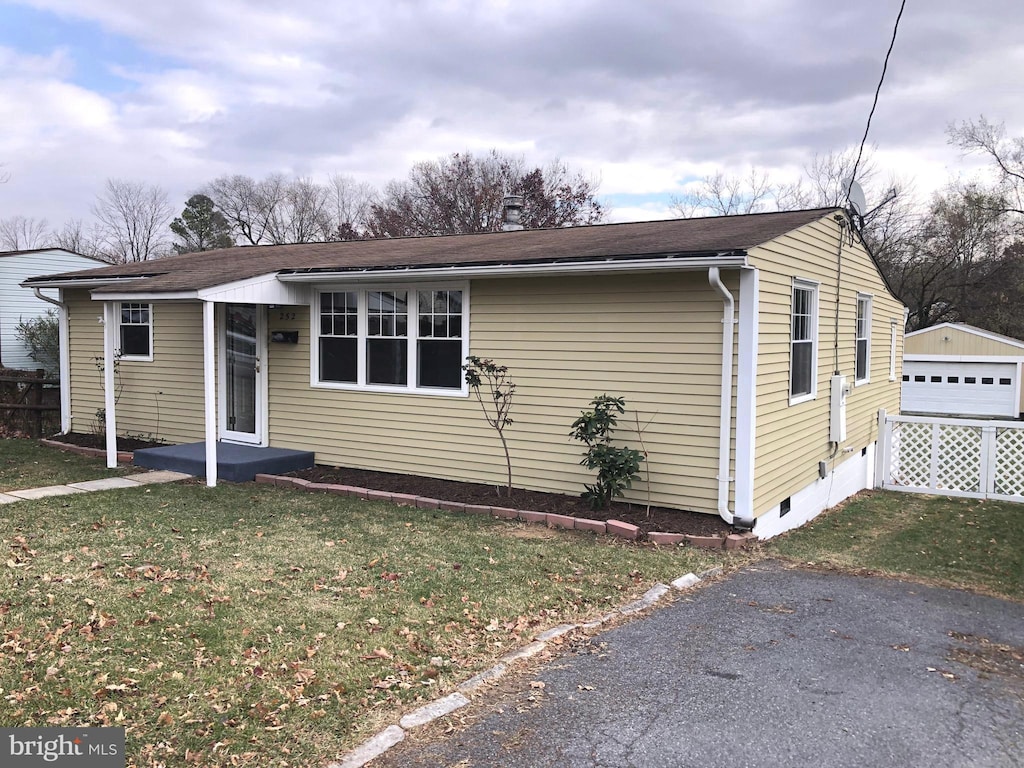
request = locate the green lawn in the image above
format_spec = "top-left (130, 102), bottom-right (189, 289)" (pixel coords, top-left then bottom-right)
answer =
top-left (769, 490), bottom-right (1024, 600)
top-left (0, 479), bottom-right (722, 768)
top-left (0, 438), bottom-right (134, 492)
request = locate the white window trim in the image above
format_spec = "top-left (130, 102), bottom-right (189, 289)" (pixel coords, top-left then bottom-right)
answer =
top-left (117, 301), bottom-right (153, 362)
top-left (789, 278), bottom-right (819, 406)
top-left (310, 282), bottom-right (470, 397)
top-left (855, 293), bottom-right (872, 386)
top-left (889, 318), bottom-right (898, 382)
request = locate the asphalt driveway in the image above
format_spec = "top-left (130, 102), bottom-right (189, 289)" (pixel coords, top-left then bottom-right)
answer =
top-left (374, 561), bottom-right (1024, 768)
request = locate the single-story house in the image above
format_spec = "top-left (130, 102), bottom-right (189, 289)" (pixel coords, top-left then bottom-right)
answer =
top-left (902, 322), bottom-right (1024, 419)
top-left (2, 247), bottom-right (106, 371)
top-left (24, 207), bottom-right (905, 538)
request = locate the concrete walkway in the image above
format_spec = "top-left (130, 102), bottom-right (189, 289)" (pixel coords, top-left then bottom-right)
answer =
top-left (0, 470), bottom-right (191, 504)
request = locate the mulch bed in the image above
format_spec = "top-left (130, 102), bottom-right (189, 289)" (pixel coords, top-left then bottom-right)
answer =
top-left (46, 432), bottom-right (166, 452)
top-left (290, 465), bottom-right (732, 537)
top-left (46, 434), bottom-right (733, 537)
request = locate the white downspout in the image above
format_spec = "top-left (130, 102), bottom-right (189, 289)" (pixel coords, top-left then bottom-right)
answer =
top-left (32, 287), bottom-right (71, 434)
top-left (708, 267), bottom-right (752, 528)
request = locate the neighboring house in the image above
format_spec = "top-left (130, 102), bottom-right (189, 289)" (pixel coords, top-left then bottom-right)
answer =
top-left (24, 207), bottom-right (905, 538)
top-left (1, 248), bottom-right (105, 371)
top-left (902, 323), bottom-right (1024, 419)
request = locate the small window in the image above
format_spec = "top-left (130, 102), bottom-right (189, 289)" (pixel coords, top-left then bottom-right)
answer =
top-left (982, 377), bottom-right (994, 385)
top-left (417, 290), bottom-right (463, 389)
top-left (119, 302), bottom-right (152, 359)
top-left (780, 497), bottom-right (791, 518)
top-left (965, 377), bottom-right (977, 384)
top-left (367, 291), bottom-right (408, 386)
top-left (855, 295), bottom-right (871, 383)
top-left (790, 281), bottom-right (818, 402)
top-left (930, 376), bottom-right (942, 383)
top-left (889, 319), bottom-right (898, 381)
top-left (902, 374), bottom-right (909, 382)
top-left (914, 375), bottom-right (925, 382)
top-left (319, 292), bottom-right (358, 384)
top-left (314, 285), bottom-right (467, 394)
top-left (948, 376), bottom-right (959, 384)
top-left (1000, 378), bottom-right (1012, 385)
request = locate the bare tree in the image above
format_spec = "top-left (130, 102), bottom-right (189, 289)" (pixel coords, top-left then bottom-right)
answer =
top-left (324, 173), bottom-right (376, 240)
top-left (51, 219), bottom-right (104, 258)
top-left (367, 150), bottom-right (603, 237)
top-left (670, 167), bottom-right (777, 217)
top-left (0, 216), bottom-right (51, 250)
top-left (948, 116), bottom-right (1024, 218)
top-left (265, 176), bottom-right (332, 244)
top-left (204, 174), bottom-right (281, 245)
top-left (91, 179), bottom-right (173, 263)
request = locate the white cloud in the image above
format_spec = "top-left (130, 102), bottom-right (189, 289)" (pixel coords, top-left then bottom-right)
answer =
top-left (2, 0), bottom-right (1023, 226)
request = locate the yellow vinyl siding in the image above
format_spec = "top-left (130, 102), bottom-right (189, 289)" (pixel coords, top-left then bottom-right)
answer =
top-left (66, 291), bottom-right (207, 444)
top-left (906, 326), bottom-right (1024, 357)
top-left (267, 272), bottom-right (733, 514)
top-left (749, 216), bottom-right (904, 517)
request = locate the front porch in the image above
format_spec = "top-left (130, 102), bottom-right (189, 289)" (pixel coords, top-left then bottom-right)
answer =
top-left (133, 441), bottom-right (314, 483)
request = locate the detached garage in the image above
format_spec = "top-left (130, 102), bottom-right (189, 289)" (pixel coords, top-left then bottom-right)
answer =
top-left (903, 323), bottom-right (1024, 419)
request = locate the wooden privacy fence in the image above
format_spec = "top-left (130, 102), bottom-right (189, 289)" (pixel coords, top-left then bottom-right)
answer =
top-left (877, 409), bottom-right (1024, 502)
top-left (0, 370), bottom-right (59, 437)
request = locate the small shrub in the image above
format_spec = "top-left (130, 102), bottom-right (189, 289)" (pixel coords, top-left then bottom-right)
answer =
top-left (463, 356), bottom-right (516, 497)
top-left (570, 395), bottom-right (644, 510)
top-left (15, 310), bottom-right (59, 374)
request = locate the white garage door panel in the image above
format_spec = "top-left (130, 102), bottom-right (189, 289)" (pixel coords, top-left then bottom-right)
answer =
top-left (902, 361), bottom-right (1018, 417)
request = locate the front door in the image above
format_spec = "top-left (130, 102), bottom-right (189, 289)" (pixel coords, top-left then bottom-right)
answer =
top-left (220, 303), bottom-right (265, 444)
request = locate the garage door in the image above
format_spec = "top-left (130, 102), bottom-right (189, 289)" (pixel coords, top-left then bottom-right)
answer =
top-left (901, 361), bottom-right (1019, 417)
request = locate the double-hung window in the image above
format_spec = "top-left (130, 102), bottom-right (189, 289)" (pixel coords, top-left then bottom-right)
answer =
top-left (119, 302), bottom-right (152, 360)
top-left (790, 280), bottom-right (818, 403)
top-left (316, 286), bottom-right (467, 394)
top-left (855, 294), bottom-right (871, 384)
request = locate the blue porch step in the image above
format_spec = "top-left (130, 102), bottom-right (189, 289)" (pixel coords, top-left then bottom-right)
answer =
top-left (133, 442), bottom-right (314, 483)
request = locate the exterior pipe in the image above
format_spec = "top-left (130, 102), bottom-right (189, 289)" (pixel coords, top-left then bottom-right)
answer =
top-left (708, 268), bottom-right (753, 528)
top-left (32, 287), bottom-right (72, 434)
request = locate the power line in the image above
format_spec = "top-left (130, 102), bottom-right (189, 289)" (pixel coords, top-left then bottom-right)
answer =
top-left (846, 0), bottom-right (908, 204)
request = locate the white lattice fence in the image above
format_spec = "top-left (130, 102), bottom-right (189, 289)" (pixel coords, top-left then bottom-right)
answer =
top-left (878, 411), bottom-right (1024, 501)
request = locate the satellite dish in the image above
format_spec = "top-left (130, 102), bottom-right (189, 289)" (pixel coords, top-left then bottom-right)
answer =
top-left (844, 177), bottom-right (867, 218)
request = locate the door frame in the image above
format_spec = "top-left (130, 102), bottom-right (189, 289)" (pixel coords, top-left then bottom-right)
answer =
top-left (218, 303), bottom-right (268, 445)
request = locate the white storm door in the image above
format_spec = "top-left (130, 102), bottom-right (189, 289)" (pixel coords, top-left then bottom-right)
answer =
top-left (220, 304), bottom-right (266, 444)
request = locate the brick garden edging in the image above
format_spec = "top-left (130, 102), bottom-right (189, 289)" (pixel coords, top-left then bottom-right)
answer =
top-left (40, 438), bottom-right (134, 464)
top-left (254, 473), bottom-right (757, 550)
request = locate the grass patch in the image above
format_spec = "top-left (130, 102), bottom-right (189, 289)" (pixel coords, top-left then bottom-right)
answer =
top-left (0, 438), bottom-right (134, 492)
top-left (0, 481), bottom-right (725, 767)
top-left (769, 490), bottom-right (1024, 600)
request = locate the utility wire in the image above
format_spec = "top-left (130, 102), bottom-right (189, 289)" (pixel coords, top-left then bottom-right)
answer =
top-left (846, 0), bottom-right (907, 204)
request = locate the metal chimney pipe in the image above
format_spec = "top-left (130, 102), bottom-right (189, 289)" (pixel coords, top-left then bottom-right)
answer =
top-left (501, 195), bottom-right (524, 231)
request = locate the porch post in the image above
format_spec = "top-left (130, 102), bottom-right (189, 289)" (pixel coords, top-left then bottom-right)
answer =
top-left (203, 300), bottom-right (218, 487)
top-left (102, 301), bottom-right (118, 468)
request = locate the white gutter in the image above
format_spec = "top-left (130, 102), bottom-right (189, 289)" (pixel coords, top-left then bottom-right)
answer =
top-left (708, 267), bottom-right (753, 528)
top-left (32, 287), bottom-right (72, 433)
top-left (278, 254), bottom-right (749, 283)
top-left (24, 276), bottom-right (150, 290)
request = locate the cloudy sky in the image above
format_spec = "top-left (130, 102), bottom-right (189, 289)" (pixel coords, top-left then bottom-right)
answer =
top-left (1, 0), bottom-right (1022, 229)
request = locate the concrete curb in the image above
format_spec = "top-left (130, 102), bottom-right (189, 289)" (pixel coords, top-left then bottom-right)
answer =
top-left (329, 568), bottom-right (711, 767)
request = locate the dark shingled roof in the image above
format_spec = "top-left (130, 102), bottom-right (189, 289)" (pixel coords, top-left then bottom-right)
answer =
top-left (24, 207), bottom-right (839, 294)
